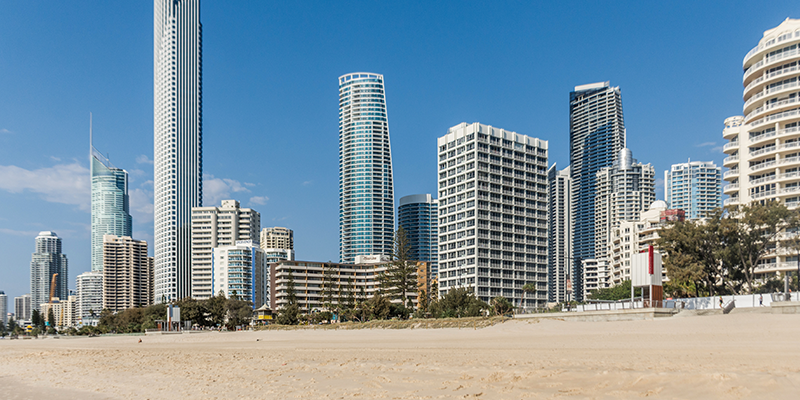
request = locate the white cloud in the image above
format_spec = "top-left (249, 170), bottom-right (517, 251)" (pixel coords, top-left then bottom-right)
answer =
top-left (136, 155), bottom-right (154, 165)
top-left (695, 142), bottom-right (716, 147)
top-left (0, 228), bottom-right (42, 237)
top-left (244, 182), bottom-right (256, 188)
top-left (50, 156), bottom-right (61, 162)
top-left (249, 196), bottom-right (269, 205)
top-left (130, 180), bottom-right (154, 223)
top-left (302, 180), bottom-right (313, 186)
top-left (203, 174), bottom-right (251, 206)
top-left (0, 128), bottom-right (12, 134)
top-left (0, 162), bottom-right (90, 210)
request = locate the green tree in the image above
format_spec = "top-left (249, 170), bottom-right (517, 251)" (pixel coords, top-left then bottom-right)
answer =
top-left (658, 211), bottom-right (728, 297)
top-left (0, 320), bottom-right (5, 337)
top-left (47, 308), bottom-right (56, 329)
top-left (321, 263), bottom-right (336, 321)
top-left (521, 283), bottom-right (537, 311)
top-left (490, 296), bottom-right (513, 316)
top-left (276, 269), bottom-right (300, 325)
top-left (381, 228), bottom-right (417, 309)
top-left (728, 200), bottom-right (799, 293)
top-left (225, 297), bottom-right (253, 329)
top-left (208, 292), bottom-right (228, 326)
top-left (176, 297), bottom-right (209, 327)
top-left (588, 280), bottom-right (641, 301)
top-left (366, 294), bottom-right (392, 320)
top-left (31, 309), bottom-right (41, 330)
top-left (429, 287), bottom-right (488, 318)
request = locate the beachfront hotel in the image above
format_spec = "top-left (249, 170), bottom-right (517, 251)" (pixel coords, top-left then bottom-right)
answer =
top-left (75, 271), bottom-right (103, 322)
top-left (398, 194), bottom-right (439, 278)
top-left (338, 72), bottom-right (395, 264)
top-left (190, 200), bottom-right (261, 299)
top-left (664, 160), bottom-right (722, 219)
top-left (437, 122), bottom-right (549, 308)
top-left (722, 18), bottom-right (800, 276)
top-left (153, 0), bottom-right (203, 303)
top-left (569, 82), bottom-right (626, 301)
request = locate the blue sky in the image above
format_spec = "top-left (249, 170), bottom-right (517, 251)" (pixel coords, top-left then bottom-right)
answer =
top-left (0, 1), bottom-right (796, 303)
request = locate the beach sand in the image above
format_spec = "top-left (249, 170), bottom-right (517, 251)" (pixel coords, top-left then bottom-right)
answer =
top-left (1, 312), bottom-right (799, 399)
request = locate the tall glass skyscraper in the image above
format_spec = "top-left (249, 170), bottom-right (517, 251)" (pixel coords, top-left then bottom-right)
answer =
top-left (338, 72), bottom-right (395, 263)
top-left (665, 160), bottom-right (721, 219)
top-left (90, 140), bottom-right (132, 272)
top-left (398, 194), bottom-right (438, 277)
top-left (30, 231), bottom-right (68, 312)
top-left (154, 0), bottom-right (203, 303)
top-left (569, 82), bottom-right (625, 301)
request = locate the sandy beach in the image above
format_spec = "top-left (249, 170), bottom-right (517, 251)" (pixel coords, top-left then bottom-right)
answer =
top-left (1, 313), bottom-right (799, 399)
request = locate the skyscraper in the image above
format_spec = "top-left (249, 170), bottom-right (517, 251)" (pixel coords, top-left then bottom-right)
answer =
top-left (594, 148), bottom-right (656, 260)
top-left (398, 194), bottom-right (439, 278)
top-left (437, 123), bottom-right (549, 308)
top-left (30, 231), bottom-right (68, 312)
top-left (547, 164), bottom-right (571, 303)
top-left (338, 72), bottom-right (395, 263)
top-left (91, 135), bottom-right (132, 272)
top-left (154, 0), bottom-right (203, 303)
top-left (665, 160), bottom-right (722, 219)
top-left (191, 200), bottom-right (260, 299)
top-left (569, 82), bottom-right (625, 301)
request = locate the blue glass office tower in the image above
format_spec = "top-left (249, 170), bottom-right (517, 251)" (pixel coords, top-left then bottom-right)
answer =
top-left (90, 139), bottom-right (132, 272)
top-left (569, 82), bottom-right (625, 301)
top-left (398, 194), bottom-right (438, 277)
top-left (338, 72), bottom-right (395, 263)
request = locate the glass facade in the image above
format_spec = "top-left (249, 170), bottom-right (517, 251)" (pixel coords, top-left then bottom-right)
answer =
top-left (665, 161), bottom-right (722, 219)
top-left (569, 82), bottom-right (625, 301)
top-left (398, 194), bottom-right (439, 278)
top-left (338, 72), bottom-right (395, 263)
top-left (91, 147), bottom-right (132, 272)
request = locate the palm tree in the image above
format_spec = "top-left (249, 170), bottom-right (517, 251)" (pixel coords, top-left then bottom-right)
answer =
top-left (521, 283), bottom-right (537, 313)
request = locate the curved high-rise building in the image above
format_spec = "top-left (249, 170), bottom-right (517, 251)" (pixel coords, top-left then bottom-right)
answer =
top-left (569, 81), bottom-right (625, 301)
top-left (90, 142), bottom-right (132, 272)
top-left (722, 18), bottom-right (800, 276)
top-left (338, 72), bottom-right (395, 263)
top-left (398, 194), bottom-right (439, 277)
top-left (154, 0), bottom-right (203, 303)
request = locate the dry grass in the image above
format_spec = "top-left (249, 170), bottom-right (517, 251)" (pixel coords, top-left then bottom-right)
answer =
top-left (255, 316), bottom-right (519, 331)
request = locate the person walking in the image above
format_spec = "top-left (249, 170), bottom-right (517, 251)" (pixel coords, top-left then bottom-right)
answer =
top-left (759, 294), bottom-right (763, 307)
top-left (719, 296), bottom-right (724, 308)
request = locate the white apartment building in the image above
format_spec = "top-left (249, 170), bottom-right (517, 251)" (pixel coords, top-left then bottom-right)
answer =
top-left (14, 294), bottom-right (31, 322)
top-left (665, 160), bottom-right (722, 219)
top-left (437, 123), bottom-right (549, 308)
top-left (582, 259), bottom-right (609, 299)
top-left (76, 271), bottom-right (103, 321)
top-left (0, 291), bottom-right (6, 326)
top-left (722, 18), bottom-right (800, 275)
top-left (547, 164), bottom-right (572, 303)
top-left (212, 241), bottom-right (268, 308)
top-left (191, 200), bottom-right (260, 299)
top-left (594, 148), bottom-right (656, 262)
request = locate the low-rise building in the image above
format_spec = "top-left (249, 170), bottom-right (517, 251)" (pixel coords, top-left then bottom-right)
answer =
top-left (40, 295), bottom-right (77, 328)
top-left (270, 260), bottom-right (417, 312)
top-left (582, 259), bottom-right (610, 299)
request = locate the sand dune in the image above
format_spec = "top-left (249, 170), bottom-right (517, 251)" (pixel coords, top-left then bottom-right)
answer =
top-left (1, 313), bottom-right (799, 399)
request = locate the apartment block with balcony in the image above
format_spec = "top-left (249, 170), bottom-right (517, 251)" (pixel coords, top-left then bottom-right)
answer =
top-left (723, 18), bottom-right (800, 275)
top-left (665, 160), bottom-right (722, 219)
top-left (191, 200), bottom-right (261, 299)
top-left (437, 122), bottom-right (549, 308)
top-left (102, 235), bottom-right (153, 311)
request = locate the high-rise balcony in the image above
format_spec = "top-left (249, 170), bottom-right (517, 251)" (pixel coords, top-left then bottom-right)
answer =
top-left (723, 169), bottom-right (739, 180)
top-left (723, 182), bottom-right (739, 193)
top-left (723, 154), bottom-right (739, 166)
top-left (723, 141), bottom-right (739, 153)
